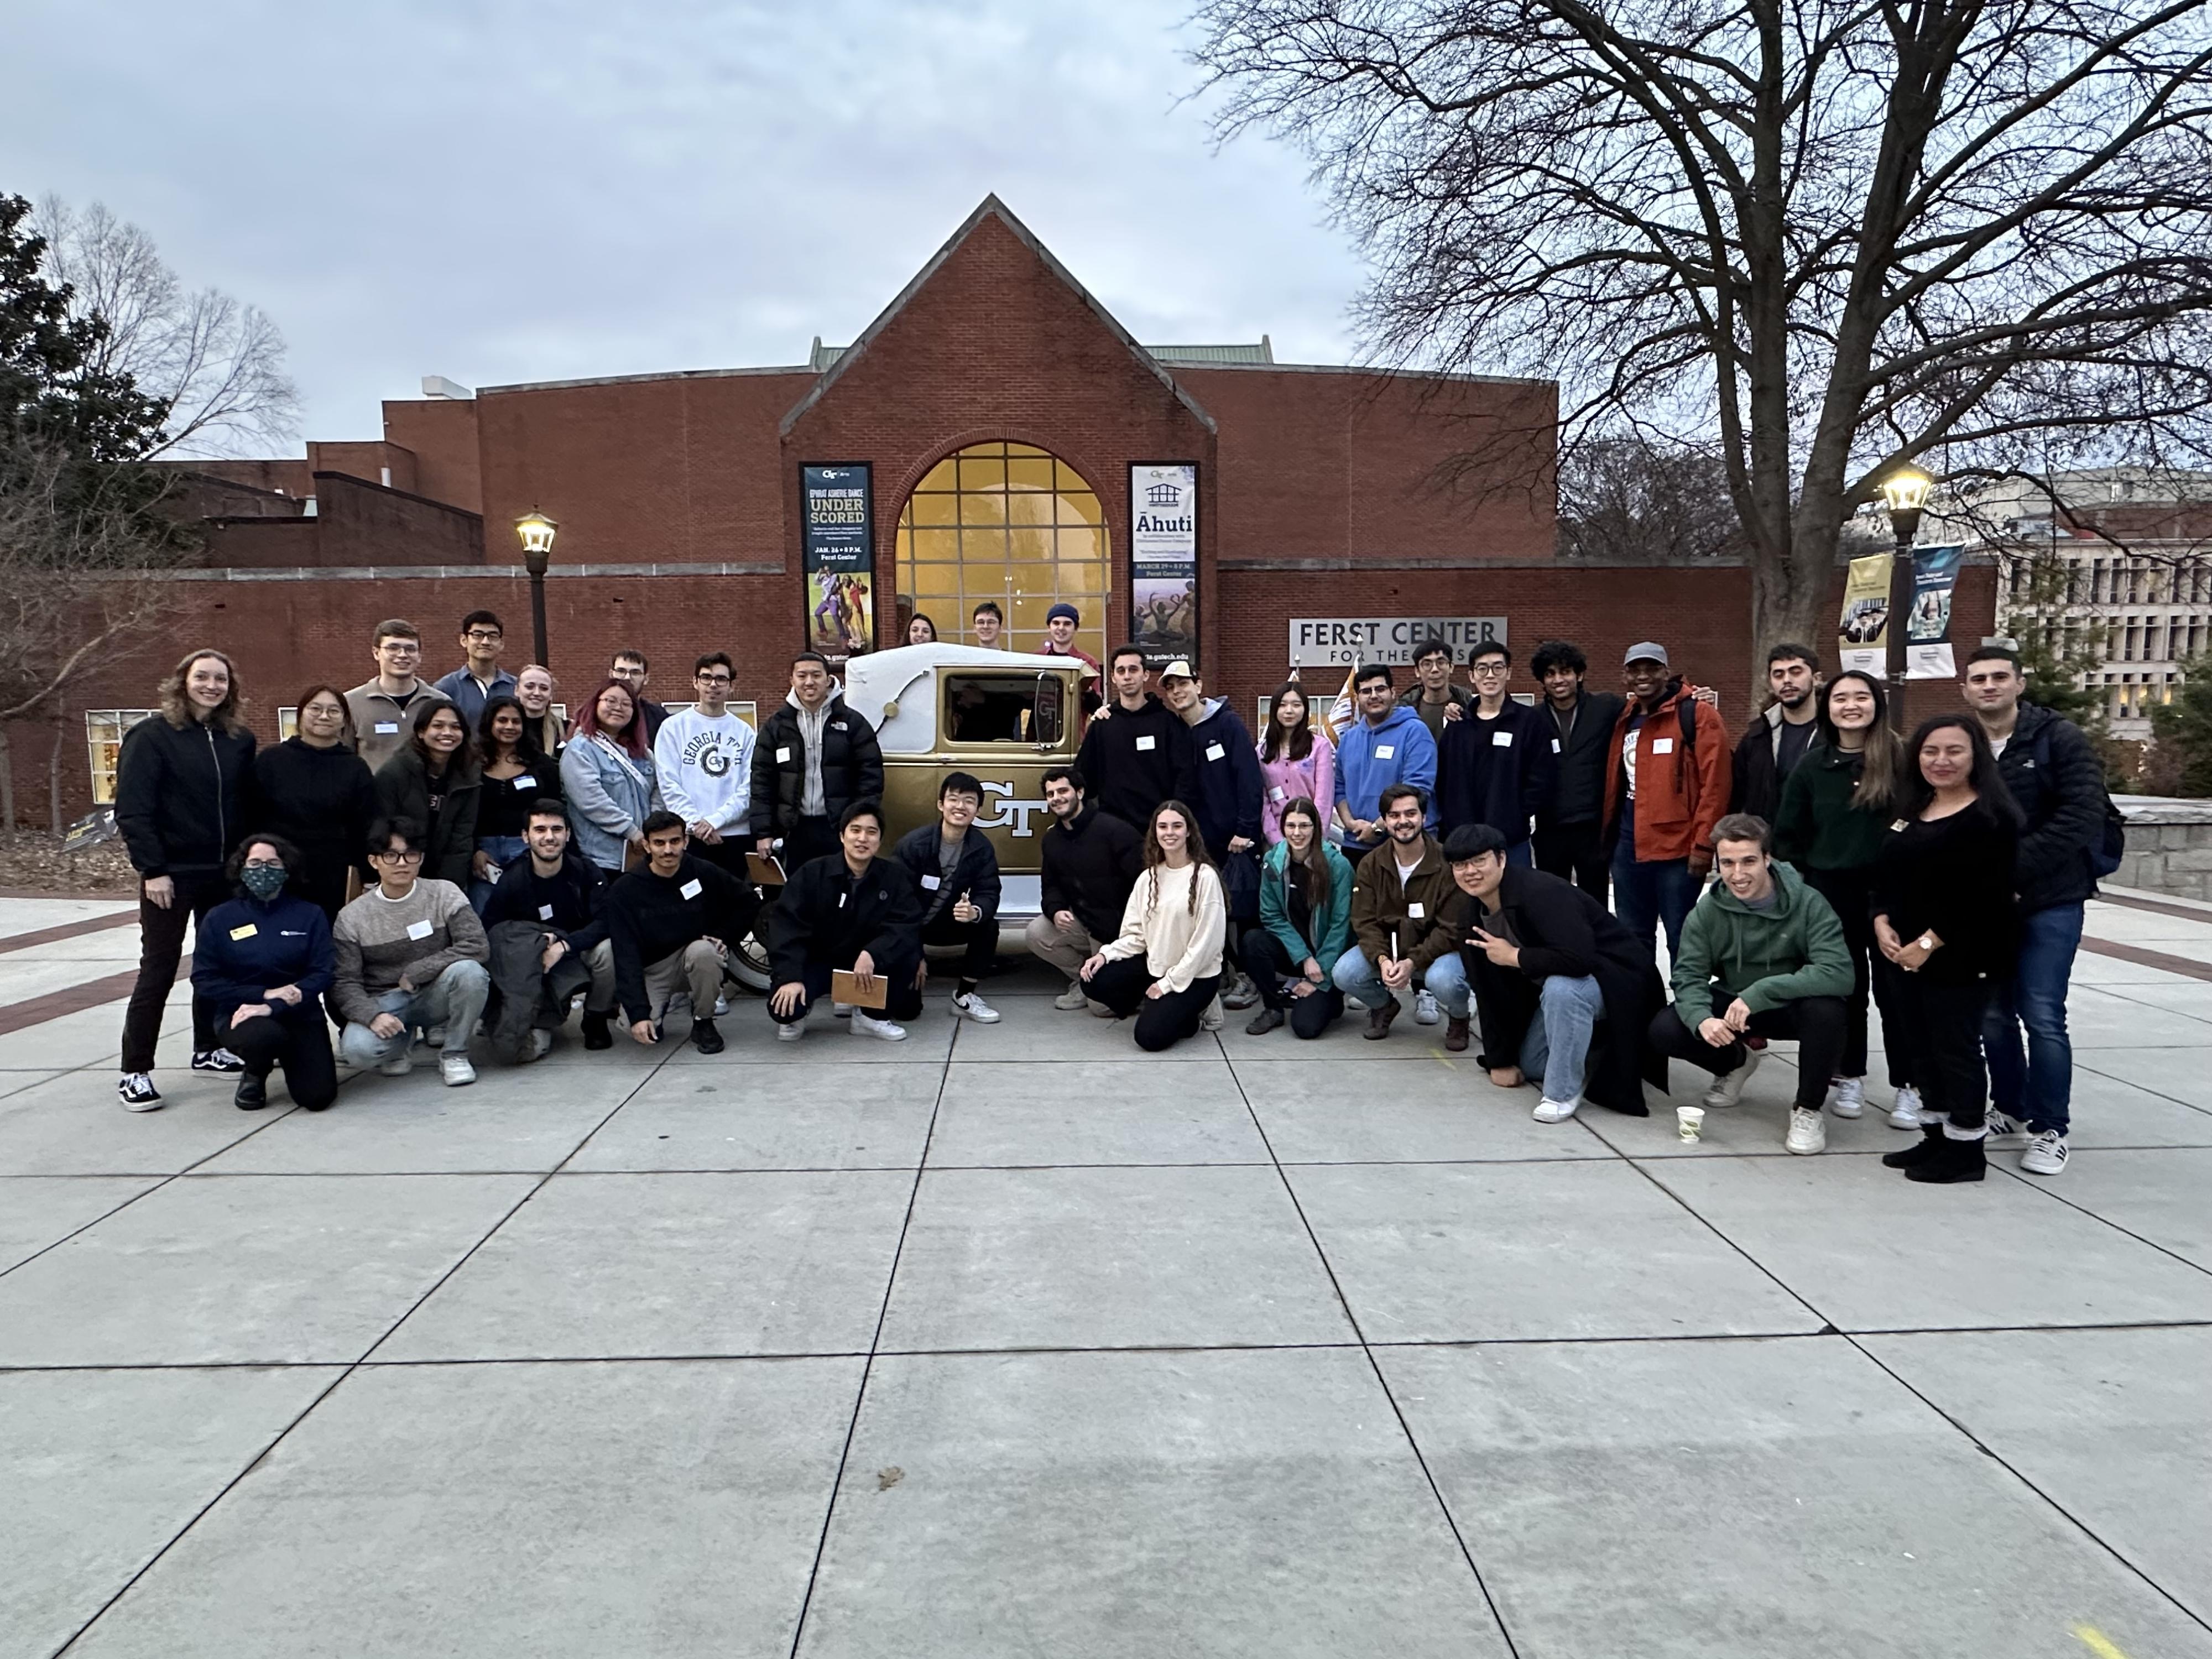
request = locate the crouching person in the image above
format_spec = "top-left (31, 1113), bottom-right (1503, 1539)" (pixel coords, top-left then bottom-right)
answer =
top-left (481, 799), bottom-right (615, 1058)
top-left (1241, 797), bottom-right (1350, 1039)
top-left (1646, 813), bottom-right (1853, 1152)
top-left (333, 817), bottom-right (491, 1085)
top-left (1079, 800), bottom-right (1228, 1052)
top-left (1447, 825), bottom-right (1664, 1123)
top-left (606, 811), bottom-right (760, 1055)
top-left (767, 800), bottom-right (924, 1042)
top-left (192, 834), bottom-right (339, 1112)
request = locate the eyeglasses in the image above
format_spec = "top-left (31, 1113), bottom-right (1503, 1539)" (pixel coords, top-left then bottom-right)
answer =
top-left (379, 641), bottom-right (420, 653)
top-left (695, 672), bottom-right (733, 686)
top-left (1470, 664), bottom-right (1509, 678)
top-left (374, 848), bottom-right (426, 864)
top-left (464, 629), bottom-right (503, 643)
top-left (242, 858), bottom-right (285, 871)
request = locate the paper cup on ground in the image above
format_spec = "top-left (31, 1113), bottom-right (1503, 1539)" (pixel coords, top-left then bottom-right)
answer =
top-left (1676, 1105), bottom-right (1706, 1141)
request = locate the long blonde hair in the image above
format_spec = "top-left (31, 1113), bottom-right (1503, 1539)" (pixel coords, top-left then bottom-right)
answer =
top-left (1142, 799), bottom-right (1217, 916)
top-left (157, 649), bottom-right (246, 734)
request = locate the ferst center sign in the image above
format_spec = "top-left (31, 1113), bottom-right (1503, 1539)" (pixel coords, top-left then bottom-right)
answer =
top-left (1289, 617), bottom-right (1509, 667)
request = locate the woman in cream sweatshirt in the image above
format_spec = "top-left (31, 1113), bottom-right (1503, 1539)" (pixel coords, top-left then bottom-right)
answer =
top-left (1080, 799), bottom-right (1228, 1051)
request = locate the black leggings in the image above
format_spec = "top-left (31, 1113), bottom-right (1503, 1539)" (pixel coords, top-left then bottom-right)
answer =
top-left (1887, 977), bottom-right (1991, 1133)
top-left (1648, 995), bottom-right (1847, 1113)
top-left (1802, 865), bottom-right (1909, 1085)
top-left (1238, 930), bottom-right (1343, 1040)
top-left (921, 909), bottom-right (998, 988)
top-left (1085, 956), bottom-right (1222, 1051)
top-left (224, 1010), bottom-right (340, 1109)
top-left (121, 869), bottom-right (229, 1072)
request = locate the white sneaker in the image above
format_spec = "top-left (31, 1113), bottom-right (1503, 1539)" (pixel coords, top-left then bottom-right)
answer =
top-left (378, 1053), bottom-right (414, 1077)
top-left (776, 1019), bottom-right (805, 1043)
top-left (1825, 1077), bottom-right (1865, 1119)
top-left (1053, 983), bottom-right (1090, 1011)
top-left (2021, 1129), bottom-right (2070, 1176)
top-left (1701, 1048), bottom-right (1761, 1109)
top-left (1786, 1108), bottom-right (1828, 1155)
top-left (1888, 1084), bottom-right (1925, 1129)
top-left (851, 1012), bottom-right (908, 1042)
top-left (1985, 1108), bottom-right (2032, 1147)
top-left (440, 1054), bottom-right (477, 1086)
top-left (528, 1028), bottom-right (554, 1060)
top-left (117, 1072), bottom-right (163, 1111)
top-left (1414, 990), bottom-right (1441, 1025)
top-left (951, 992), bottom-right (1001, 1023)
top-left (1200, 996), bottom-right (1224, 1032)
top-left (713, 993), bottom-right (730, 1017)
top-left (1532, 1095), bottom-right (1580, 1124)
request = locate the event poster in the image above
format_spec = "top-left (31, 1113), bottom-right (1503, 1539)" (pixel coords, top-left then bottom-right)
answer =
top-left (1130, 463), bottom-right (1198, 667)
top-left (801, 464), bottom-right (876, 659)
top-left (1837, 551), bottom-right (1893, 676)
top-left (1905, 544), bottom-right (1965, 680)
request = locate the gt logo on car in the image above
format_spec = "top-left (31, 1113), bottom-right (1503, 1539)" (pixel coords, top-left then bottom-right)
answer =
top-left (972, 781), bottom-right (1051, 837)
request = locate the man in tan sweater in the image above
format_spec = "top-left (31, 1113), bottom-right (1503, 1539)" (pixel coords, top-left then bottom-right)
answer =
top-left (1333, 784), bottom-right (1472, 1049)
top-left (333, 818), bottom-right (491, 1086)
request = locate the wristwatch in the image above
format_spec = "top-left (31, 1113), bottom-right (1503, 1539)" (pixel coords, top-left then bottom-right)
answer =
top-left (1916, 933), bottom-right (1936, 951)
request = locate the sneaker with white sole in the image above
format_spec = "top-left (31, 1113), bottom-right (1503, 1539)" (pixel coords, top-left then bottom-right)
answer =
top-left (1786, 1108), bottom-right (1828, 1155)
top-left (713, 993), bottom-right (731, 1017)
top-left (1701, 1048), bottom-right (1761, 1109)
top-left (1532, 1095), bottom-right (1581, 1124)
top-left (1199, 996), bottom-right (1224, 1031)
top-left (950, 992), bottom-right (1001, 1024)
top-left (2020, 1129), bottom-right (2069, 1176)
top-left (1825, 1077), bottom-right (1865, 1119)
top-left (1053, 983), bottom-right (1091, 1011)
top-left (378, 1053), bottom-right (414, 1077)
top-left (440, 1054), bottom-right (477, 1086)
top-left (776, 1019), bottom-right (805, 1042)
top-left (851, 1011), bottom-right (908, 1042)
top-left (1888, 1084), bottom-right (1925, 1129)
top-left (1985, 1107), bottom-right (2032, 1147)
top-left (191, 1048), bottom-right (245, 1073)
top-left (117, 1072), bottom-right (163, 1111)
top-left (1414, 989), bottom-right (1441, 1025)
top-left (528, 1028), bottom-right (554, 1060)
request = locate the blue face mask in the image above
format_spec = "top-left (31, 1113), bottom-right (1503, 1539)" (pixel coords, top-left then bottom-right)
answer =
top-left (241, 864), bottom-right (288, 901)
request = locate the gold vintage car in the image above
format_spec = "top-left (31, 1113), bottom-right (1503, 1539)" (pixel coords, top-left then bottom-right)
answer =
top-left (727, 643), bottom-right (1088, 987)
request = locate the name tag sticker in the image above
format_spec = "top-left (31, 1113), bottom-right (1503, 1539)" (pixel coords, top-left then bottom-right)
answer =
top-left (405, 919), bottom-right (434, 941)
top-left (1493, 731), bottom-right (1514, 747)
top-left (1375, 744), bottom-right (1395, 760)
top-left (374, 721), bottom-right (399, 734)
top-left (680, 879), bottom-right (703, 900)
top-left (1135, 735), bottom-right (1156, 752)
top-left (228, 924), bottom-right (257, 941)
top-left (1651, 737), bottom-right (1676, 755)
top-left (776, 747), bottom-right (792, 763)
top-left (537, 903), bottom-right (555, 921)
top-left (1407, 902), bottom-right (1426, 919)
top-left (921, 874), bottom-right (941, 890)
top-left (1891, 818), bottom-right (1910, 832)
top-left (1269, 785), bottom-right (1286, 803)
top-left (1206, 743), bottom-right (1225, 761)
top-left (512, 774), bottom-right (536, 790)
top-left (1551, 737), bottom-right (1562, 753)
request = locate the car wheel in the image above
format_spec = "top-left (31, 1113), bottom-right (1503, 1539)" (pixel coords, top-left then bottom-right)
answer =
top-left (727, 929), bottom-right (772, 993)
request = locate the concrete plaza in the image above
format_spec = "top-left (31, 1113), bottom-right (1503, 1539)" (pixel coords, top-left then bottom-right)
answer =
top-left (2, 889), bottom-right (2210, 1658)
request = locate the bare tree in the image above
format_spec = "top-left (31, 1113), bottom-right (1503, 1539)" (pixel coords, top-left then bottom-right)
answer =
top-left (1190, 0), bottom-right (2212, 677)
top-left (1559, 435), bottom-right (1746, 563)
top-left (34, 197), bottom-right (298, 459)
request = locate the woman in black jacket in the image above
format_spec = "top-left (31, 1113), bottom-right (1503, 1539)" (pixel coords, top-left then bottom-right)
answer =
top-left (1874, 714), bottom-right (2022, 1185)
top-left (251, 683), bottom-right (377, 920)
top-left (766, 800), bottom-right (925, 1041)
top-left (374, 700), bottom-right (482, 889)
top-left (114, 648), bottom-right (258, 1111)
top-left (190, 834), bottom-right (338, 1112)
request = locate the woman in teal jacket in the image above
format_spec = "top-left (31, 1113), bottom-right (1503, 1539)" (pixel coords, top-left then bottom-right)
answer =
top-left (1239, 797), bottom-right (1353, 1038)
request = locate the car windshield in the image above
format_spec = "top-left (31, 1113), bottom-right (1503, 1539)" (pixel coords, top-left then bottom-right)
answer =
top-left (943, 674), bottom-right (1063, 745)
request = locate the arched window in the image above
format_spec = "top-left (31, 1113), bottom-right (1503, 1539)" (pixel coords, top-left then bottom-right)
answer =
top-left (895, 442), bottom-right (1108, 661)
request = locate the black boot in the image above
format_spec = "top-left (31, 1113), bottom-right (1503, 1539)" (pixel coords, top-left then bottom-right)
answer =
top-left (234, 1072), bottom-right (269, 1112)
top-left (581, 1011), bottom-right (613, 1051)
top-left (1881, 1123), bottom-right (1944, 1170)
top-left (1906, 1132), bottom-right (1987, 1184)
top-left (690, 1018), bottom-right (724, 1055)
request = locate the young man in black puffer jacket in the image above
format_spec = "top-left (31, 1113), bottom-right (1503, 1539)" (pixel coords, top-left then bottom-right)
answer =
top-left (750, 651), bottom-right (885, 874)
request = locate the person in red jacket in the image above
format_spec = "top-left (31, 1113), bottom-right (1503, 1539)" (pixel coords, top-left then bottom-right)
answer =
top-left (1604, 643), bottom-right (1731, 962)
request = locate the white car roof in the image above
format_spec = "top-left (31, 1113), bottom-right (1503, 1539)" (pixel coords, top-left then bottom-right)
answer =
top-left (841, 643), bottom-right (1082, 753)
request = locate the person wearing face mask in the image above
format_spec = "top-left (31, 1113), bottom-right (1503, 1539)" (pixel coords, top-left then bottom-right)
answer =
top-left (1729, 644), bottom-right (1823, 822)
top-left (192, 836), bottom-right (338, 1113)
top-left (893, 772), bottom-right (1004, 1022)
top-left (374, 701), bottom-right (482, 890)
top-left (514, 664), bottom-right (567, 756)
top-left (114, 649), bottom-right (259, 1110)
top-left (1241, 799), bottom-right (1352, 1039)
top-left (252, 683), bottom-right (378, 920)
top-left (560, 680), bottom-right (661, 875)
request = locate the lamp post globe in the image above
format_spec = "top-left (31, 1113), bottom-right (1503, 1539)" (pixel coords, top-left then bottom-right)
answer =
top-left (515, 508), bottom-right (558, 665)
top-left (1879, 466), bottom-right (1931, 554)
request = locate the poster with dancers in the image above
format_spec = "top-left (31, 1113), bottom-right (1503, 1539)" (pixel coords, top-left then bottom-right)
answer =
top-left (1130, 462), bottom-right (1199, 668)
top-left (801, 463), bottom-right (876, 660)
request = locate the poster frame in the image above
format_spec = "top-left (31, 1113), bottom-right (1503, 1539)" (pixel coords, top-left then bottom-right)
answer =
top-left (800, 462), bottom-right (878, 662)
top-left (1129, 460), bottom-right (1200, 670)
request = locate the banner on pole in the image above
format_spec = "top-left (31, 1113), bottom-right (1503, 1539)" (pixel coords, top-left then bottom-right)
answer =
top-left (1905, 545), bottom-right (1965, 680)
top-left (801, 464), bottom-right (876, 660)
top-left (1837, 552), bottom-right (1894, 676)
top-left (1130, 463), bottom-right (1199, 668)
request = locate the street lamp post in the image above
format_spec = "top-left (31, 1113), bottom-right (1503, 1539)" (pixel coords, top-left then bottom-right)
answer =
top-left (515, 508), bottom-right (559, 667)
top-left (1879, 467), bottom-right (1932, 684)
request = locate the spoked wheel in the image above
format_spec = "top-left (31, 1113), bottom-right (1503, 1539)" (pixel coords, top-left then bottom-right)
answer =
top-left (727, 928), bottom-right (771, 994)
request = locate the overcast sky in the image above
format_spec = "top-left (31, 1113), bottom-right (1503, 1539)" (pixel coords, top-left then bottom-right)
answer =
top-left (6, 0), bottom-right (1366, 453)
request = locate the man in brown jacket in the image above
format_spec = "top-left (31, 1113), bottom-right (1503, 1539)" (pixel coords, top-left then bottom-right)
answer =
top-left (1603, 643), bottom-right (1732, 963)
top-left (1330, 783), bottom-right (1473, 1049)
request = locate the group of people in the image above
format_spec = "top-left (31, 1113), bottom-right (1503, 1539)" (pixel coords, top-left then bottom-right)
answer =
top-left (111, 612), bottom-right (2109, 1190)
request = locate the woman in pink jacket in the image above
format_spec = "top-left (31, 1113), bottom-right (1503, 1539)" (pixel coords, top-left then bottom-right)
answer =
top-left (1257, 682), bottom-right (1335, 843)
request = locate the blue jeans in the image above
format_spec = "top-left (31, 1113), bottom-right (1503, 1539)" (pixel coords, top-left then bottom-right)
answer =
top-left (1612, 847), bottom-right (1701, 963)
top-left (1332, 945), bottom-right (1470, 1019)
top-left (1518, 974), bottom-right (1605, 1102)
top-left (339, 961), bottom-right (492, 1066)
top-left (1984, 901), bottom-right (2083, 1134)
top-left (469, 836), bottom-right (528, 915)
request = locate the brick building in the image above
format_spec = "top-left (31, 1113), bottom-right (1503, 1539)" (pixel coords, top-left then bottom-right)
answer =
top-left (18, 195), bottom-right (1991, 825)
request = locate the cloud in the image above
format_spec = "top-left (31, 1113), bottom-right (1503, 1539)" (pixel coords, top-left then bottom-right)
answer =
top-left (2, 0), bottom-right (1365, 446)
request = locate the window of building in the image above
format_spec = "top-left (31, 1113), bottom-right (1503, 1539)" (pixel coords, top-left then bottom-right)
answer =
top-left (85, 711), bottom-right (156, 805)
top-left (894, 441), bottom-right (1109, 664)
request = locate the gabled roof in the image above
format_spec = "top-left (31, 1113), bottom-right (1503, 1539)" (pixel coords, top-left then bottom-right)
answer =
top-left (779, 195), bottom-right (1218, 436)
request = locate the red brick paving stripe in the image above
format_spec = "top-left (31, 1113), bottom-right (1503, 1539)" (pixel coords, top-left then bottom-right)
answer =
top-left (2093, 890), bottom-right (2212, 926)
top-left (2077, 936), bottom-right (2212, 984)
top-left (0, 957), bottom-right (186, 1038)
top-left (0, 910), bottom-right (140, 958)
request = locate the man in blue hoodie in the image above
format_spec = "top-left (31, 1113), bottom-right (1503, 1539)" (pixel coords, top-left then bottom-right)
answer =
top-left (1333, 664), bottom-right (1438, 861)
top-left (1160, 660), bottom-right (1267, 1005)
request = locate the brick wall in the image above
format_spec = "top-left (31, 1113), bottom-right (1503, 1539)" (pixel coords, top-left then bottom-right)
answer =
top-left (382, 398), bottom-right (483, 514)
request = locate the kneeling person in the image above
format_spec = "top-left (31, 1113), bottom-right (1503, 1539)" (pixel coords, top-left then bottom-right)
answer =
top-left (606, 811), bottom-right (759, 1055)
top-left (482, 800), bottom-right (615, 1056)
top-left (333, 818), bottom-right (491, 1085)
top-left (193, 835), bottom-right (339, 1112)
top-left (1332, 784), bottom-right (1472, 1047)
top-left (894, 771), bottom-right (1003, 1022)
top-left (1646, 813), bottom-right (1854, 1152)
top-left (1448, 825), bottom-right (1664, 1123)
top-left (768, 800), bottom-right (925, 1042)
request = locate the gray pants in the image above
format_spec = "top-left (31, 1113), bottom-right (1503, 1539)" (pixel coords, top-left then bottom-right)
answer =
top-left (1024, 913), bottom-right (1100, 981)
top-left (577, 938), bottom-right (618, 1014)
top-left (340, 960), bottom-right (492, 1066)
top-left (643, 938), bottom-right (726, 1023)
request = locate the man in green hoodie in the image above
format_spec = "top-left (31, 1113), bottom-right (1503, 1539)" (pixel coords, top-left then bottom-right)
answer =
top-left (1647, 812), bottom-right (1853, 1154)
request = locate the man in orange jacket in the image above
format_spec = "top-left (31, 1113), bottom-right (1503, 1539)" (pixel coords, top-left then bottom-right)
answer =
top-left (1604, 643), bottom-right (1731, 962)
